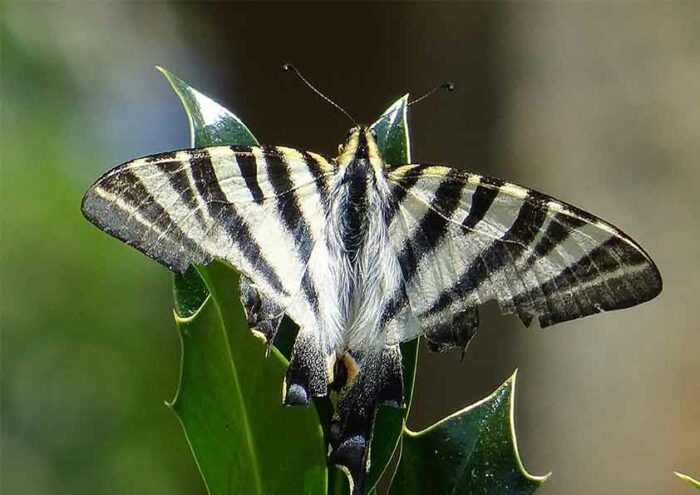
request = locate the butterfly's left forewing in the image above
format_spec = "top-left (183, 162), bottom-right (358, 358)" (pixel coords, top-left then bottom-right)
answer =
top-left (82, 145), bottom-right (335, 336)
top-left (386, 164), bottom-right (662, 351)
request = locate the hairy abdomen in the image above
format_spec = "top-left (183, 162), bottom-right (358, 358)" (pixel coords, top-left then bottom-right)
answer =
top-left (323, 162), bottom-right (404, 352)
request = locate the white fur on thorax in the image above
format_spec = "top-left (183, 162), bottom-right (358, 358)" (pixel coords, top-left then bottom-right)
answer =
top-left (318, 158), bottom-right (404, 356)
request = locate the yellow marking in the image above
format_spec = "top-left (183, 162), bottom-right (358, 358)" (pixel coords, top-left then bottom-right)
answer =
top-left (175, 150), bottom-right (191, 162)
top-left (308, 152), bottom-right (335, 173)
top-left (363, 128), bottom-right (382, 160)
top-left (594, 219), bottom-right (620, 237)
top-left (421, 165), bottom-right (447, 176)
top-left (421, 168), bottom-right (481, 185)
top-left (336, 128), bottom-right (360, 167)
top-left (326, 353), bottom-right (337, 383)
top-left (342, 353), bottom-right (359, 387)
top-left (365, 134), bottom-right (385, 172)
top-left (500, 182), bottom-right (529, 199)
top-left (278, 146), bottom-right (304, 164)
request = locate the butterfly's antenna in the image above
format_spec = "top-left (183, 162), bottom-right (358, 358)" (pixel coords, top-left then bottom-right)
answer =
top-left (408, 82), bottom-right (455, 107)
top-left (283, 63), bottom-right (358, 126)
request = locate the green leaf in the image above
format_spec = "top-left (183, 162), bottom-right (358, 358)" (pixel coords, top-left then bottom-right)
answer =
top-left (171, 262), bottom-right (326, 494)
top-left (173, 266), bottom-right (210, 318)
top-left (162, 67), bottom-right (326, 494)
top-left (366, 95), bottom-right (420, 491)
top-left (389, 372), bottom-right (547, 495)
top-left (369, 94), bottom-right (410, 166)
top-left (676, 472), bottom-right (700, 489)
top-left (156, 66), bottom-right (259, 148)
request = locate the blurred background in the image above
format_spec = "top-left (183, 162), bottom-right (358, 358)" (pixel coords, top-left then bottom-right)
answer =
top-left (2, 2), bottom-right (698, 494)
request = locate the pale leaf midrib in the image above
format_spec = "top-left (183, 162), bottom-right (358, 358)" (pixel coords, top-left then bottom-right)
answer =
top-left (209, 273), bottom-right (265, 495)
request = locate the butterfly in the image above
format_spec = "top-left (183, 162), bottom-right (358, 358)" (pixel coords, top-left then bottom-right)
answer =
top-left (81, 78), bottom-right (662, 494)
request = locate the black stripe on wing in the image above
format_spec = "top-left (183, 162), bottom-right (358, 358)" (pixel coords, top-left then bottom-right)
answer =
top-left (189, 149), bottom-right (287, 294)
top-left (396, 169), bottom-right (465, 281)
top-left (151, 158), bottom-right (207, 227)
top-left (264, 146), bottom-right (321, 314)
top-left (265, 146), bottom-right (316, 262)
top-left (384, 165), bottom-right (426, 225)
top-left (302, 151), bottom-right (331, 210)
top-left (462, 179), bottom-right (500, 230)
top-left (234, 146), bottom-right (265, 205)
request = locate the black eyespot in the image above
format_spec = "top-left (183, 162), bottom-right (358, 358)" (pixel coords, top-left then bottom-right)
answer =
top-left (331, 357), bottom-right (349, 390)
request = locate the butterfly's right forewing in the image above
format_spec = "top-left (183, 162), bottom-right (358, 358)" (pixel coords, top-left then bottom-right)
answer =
top-left (386, 164), bottom-right (662, 350)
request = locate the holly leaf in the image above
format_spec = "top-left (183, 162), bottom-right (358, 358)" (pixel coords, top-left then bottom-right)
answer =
top-left (389, 372), bottom-right (547, 495)
top-left (161, 67), bottom-right (326, 494)
top-left (676, 472), bottom-right (700, 489)
top-left (156, 66), bottom-right (259, 149)
top-left (369, 95), bottom-right (411, 167)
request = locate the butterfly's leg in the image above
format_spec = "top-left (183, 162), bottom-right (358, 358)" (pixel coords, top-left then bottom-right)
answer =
top-left (239, 276), bottom-right (284, 350)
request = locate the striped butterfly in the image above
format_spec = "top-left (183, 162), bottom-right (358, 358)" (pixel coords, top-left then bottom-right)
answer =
top-left (82, 68), bottom-right (662, 494)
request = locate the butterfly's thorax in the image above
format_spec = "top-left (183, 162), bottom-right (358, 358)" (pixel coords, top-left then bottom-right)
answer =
top-left (321, 128), bottom-right (402, 353)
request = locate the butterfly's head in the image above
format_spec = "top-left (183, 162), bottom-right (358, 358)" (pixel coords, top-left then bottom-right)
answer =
top-left (336, 126), bottom-right (383, 171)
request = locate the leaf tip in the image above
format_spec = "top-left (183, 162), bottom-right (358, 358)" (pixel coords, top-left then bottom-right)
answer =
top-left (535, 471), bottom-right (553, 483)
top-left (675, 472), bottom-right (700, 488)
top-left (509, 368), bottom-right (519, 382)
top-left (504, 370), bottom-right (548, 486)
top-left (155, 65), bottom-right (177, 83)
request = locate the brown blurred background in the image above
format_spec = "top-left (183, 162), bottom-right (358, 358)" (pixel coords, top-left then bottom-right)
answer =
top-left (2, 2), bottom-right (698, 494)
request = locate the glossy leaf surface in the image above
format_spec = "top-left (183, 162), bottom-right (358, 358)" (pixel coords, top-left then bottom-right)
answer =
top-left (157, 66), bottom-right (259, 148)
top-left (369, 95), bottom-right (410, 168)
top-left (389, 372), bottom-right (546, 495)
